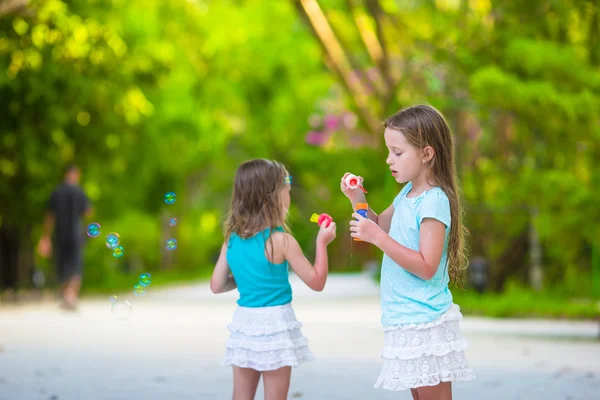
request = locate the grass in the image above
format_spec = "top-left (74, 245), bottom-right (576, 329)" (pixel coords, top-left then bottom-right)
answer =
top-left (453, 287), bottom-right (599, 320)
top-left (370, 269), bottom-right (599, 320)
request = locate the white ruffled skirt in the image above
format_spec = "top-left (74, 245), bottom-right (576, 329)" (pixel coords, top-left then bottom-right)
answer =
top-left (375, 304), bottom-right (475, 391)
top-left (222, 303), bottom-right (315, 371)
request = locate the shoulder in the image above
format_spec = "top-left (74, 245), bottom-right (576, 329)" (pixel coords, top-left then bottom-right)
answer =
top-left (417, 187), bottom-right (451, 226)
top-left (423, 187), bottom-right (449, 204)
top-left (53, 184), bottom-right (66, 195)
top-left (270, 231), bottom-right (296, 249)
top-left (49, 185), bottom-right (65, 202)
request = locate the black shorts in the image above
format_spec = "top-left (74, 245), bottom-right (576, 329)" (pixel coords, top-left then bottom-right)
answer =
top-left (55, 241), bottom-right (83, 283)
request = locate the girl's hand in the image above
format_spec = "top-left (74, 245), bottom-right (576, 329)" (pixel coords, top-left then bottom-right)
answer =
top-left (350, 213), bottom-right (384, 244)
top-left (317, 221), bottom-right (337, 246)
top-left (340, 172), bottom-right (366, 204)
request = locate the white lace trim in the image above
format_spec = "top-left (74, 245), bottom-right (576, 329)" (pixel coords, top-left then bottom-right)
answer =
top-left (227, 303), bottom-right (303, 336)
top-left (375, 369), bottom-right (476, 391)
top-left (222, 347), bottom-right (315, 371)
top-left (375, 345), bottom-right (474, 391)
top-left (227, 320), bottom-right (303, 336)
top-left (380, 315), bottom-right (469, 360)
top-left (382, 304), bottom-right (463, 331)
top-left (381, 338), bottom-right (469, 360)
top-left (226, 336), bottom-right (309, 352)
top-left (223, 304), bottom-right (314, 370)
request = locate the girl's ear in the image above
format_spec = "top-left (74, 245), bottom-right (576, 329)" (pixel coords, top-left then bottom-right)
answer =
top-left (422, 146), bottom-right (435, 163)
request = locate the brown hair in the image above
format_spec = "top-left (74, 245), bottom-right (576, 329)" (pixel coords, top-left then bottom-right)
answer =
top-left (384, 105), bottom-right (468, 287)
top-left (224, 159), bottom-right (290, 243)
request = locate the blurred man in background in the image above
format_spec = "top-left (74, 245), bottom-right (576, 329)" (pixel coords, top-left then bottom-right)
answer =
top-left (37, 164), bottom-right (92, 310)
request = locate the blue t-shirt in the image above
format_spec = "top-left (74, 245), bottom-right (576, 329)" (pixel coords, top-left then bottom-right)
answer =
top-left (380, 182), bottom-right (453, 326)
top-left (226, 227), bottom-right (292, 308)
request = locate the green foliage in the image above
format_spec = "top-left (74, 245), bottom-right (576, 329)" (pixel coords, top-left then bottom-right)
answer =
top-left (1, 0), bottom-right (599, 300)
top-left (454, 281), bottom-right (598, 320)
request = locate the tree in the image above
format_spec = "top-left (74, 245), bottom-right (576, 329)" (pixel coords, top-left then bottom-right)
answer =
top-left (292, 0), bottom-right (600, 292)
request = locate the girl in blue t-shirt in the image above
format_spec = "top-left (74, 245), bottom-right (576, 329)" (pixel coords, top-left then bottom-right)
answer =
top-left (342, 105), bottom-right (475, 398)
top-left (211, 158), bottom-right (337, 400)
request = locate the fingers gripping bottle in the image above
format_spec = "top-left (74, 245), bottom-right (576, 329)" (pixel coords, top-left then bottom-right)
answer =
top-left (353, 203), bottom-right (369, 241)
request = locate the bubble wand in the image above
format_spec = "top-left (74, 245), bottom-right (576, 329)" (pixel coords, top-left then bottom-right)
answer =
top-left (310, 213), bottom-right (333, 228)
top-left (345, 173), bottom-right (367, 193)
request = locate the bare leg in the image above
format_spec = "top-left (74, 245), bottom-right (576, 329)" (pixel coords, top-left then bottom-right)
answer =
top-left (232, 366), bottom-right (261, 400)
top-left (263, 366), bottom-right (291, 400)
top-left (62, 275), bottom-right (81, 309)
top-left (411, 388), bottom-right (421, 400)
top-left (416, 382), bottom-right (452, 400)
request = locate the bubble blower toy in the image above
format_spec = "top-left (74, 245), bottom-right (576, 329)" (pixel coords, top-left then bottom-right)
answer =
top-left (344, 173), bottom-right (367, 193)
top-left (310, 213), bottom-right (333, 228)
top-left (353, 203), bottom-right (369, 242)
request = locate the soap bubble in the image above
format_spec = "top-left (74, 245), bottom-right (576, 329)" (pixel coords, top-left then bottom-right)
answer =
top-left (105, 233), bottom-right (120, 250)
top-left (112, 245), bottom-right (124, 258)
top-left (166, 238), bottom-right (177, 250)
top-left (164, 192), bottom-right (176, 204)
top-left (109, 296), bottom-right (132, 321)
top-left (86, 223), bottom-right (101, 238)
top-left (168, 218), bottom-right (177, 227)
top-left (133, 283), bottom-right (146, 296)
top-left (139, 273), bottom-right (151, 287)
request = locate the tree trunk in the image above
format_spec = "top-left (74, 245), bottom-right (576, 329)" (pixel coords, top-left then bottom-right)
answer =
top-left (0, 224), bottom-right (20, 291)
top-left (0, 0), bottom-right (28, 16)
top-left (529, 207), bottom-right (543, 291)
top-left (491, 228), bottom-right (529, 292)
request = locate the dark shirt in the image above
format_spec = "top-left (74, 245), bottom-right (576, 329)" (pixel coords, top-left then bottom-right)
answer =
top-left (48, 183), bottom-right (90, 244)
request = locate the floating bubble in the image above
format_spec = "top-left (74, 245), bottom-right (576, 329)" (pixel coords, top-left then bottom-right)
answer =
top-left (109, 296), bottom-right (132, 321)
top-left (169, 218), bottom-right (177, 227)
top-left (86, 223), bottom-right (101, 238)
top-left (139, 273), bottom-right (152, 287)
top-left (112, 245), bottom-right (124, 258)
top-left (105, 233), bottom-right (120, 249)
top-left (133, 283), bottom-right (146, 296)
top-left (164, 192), bottom-right (176, 204)
top-left (166, 238), bottom-right (177, 250)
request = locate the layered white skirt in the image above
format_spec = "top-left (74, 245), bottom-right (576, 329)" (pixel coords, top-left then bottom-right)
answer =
top-left (222, 303), bottom-right (314, 371)
top-left (374, 304), bottom-right (476, 391)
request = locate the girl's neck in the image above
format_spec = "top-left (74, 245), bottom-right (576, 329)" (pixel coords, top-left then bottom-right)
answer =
top-left (409, 172), bottom-right (436, 197)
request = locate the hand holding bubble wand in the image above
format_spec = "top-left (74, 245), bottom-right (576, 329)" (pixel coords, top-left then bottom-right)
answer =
top-left (344, 173), bottom-right (367, 193)
top-left (310, 213), bottom-right (333, 228)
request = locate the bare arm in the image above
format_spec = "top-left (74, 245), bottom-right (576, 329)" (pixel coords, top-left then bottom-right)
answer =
top-left (283, 220), bottom-right (336, 292)
top-left (37, 212), bottom-right (55, 258)
top-left (372, 218), bottom-right (446, 280)
top-left (42, 212), bottom-right (55, 237)
top-left (210, 243), bottom-right (237, 294)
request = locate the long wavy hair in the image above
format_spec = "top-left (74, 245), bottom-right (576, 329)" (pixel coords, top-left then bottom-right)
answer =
top-left (384, 105), bottom-right (469, 287)
top-left (224, 159), bottom-right (290, 245)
